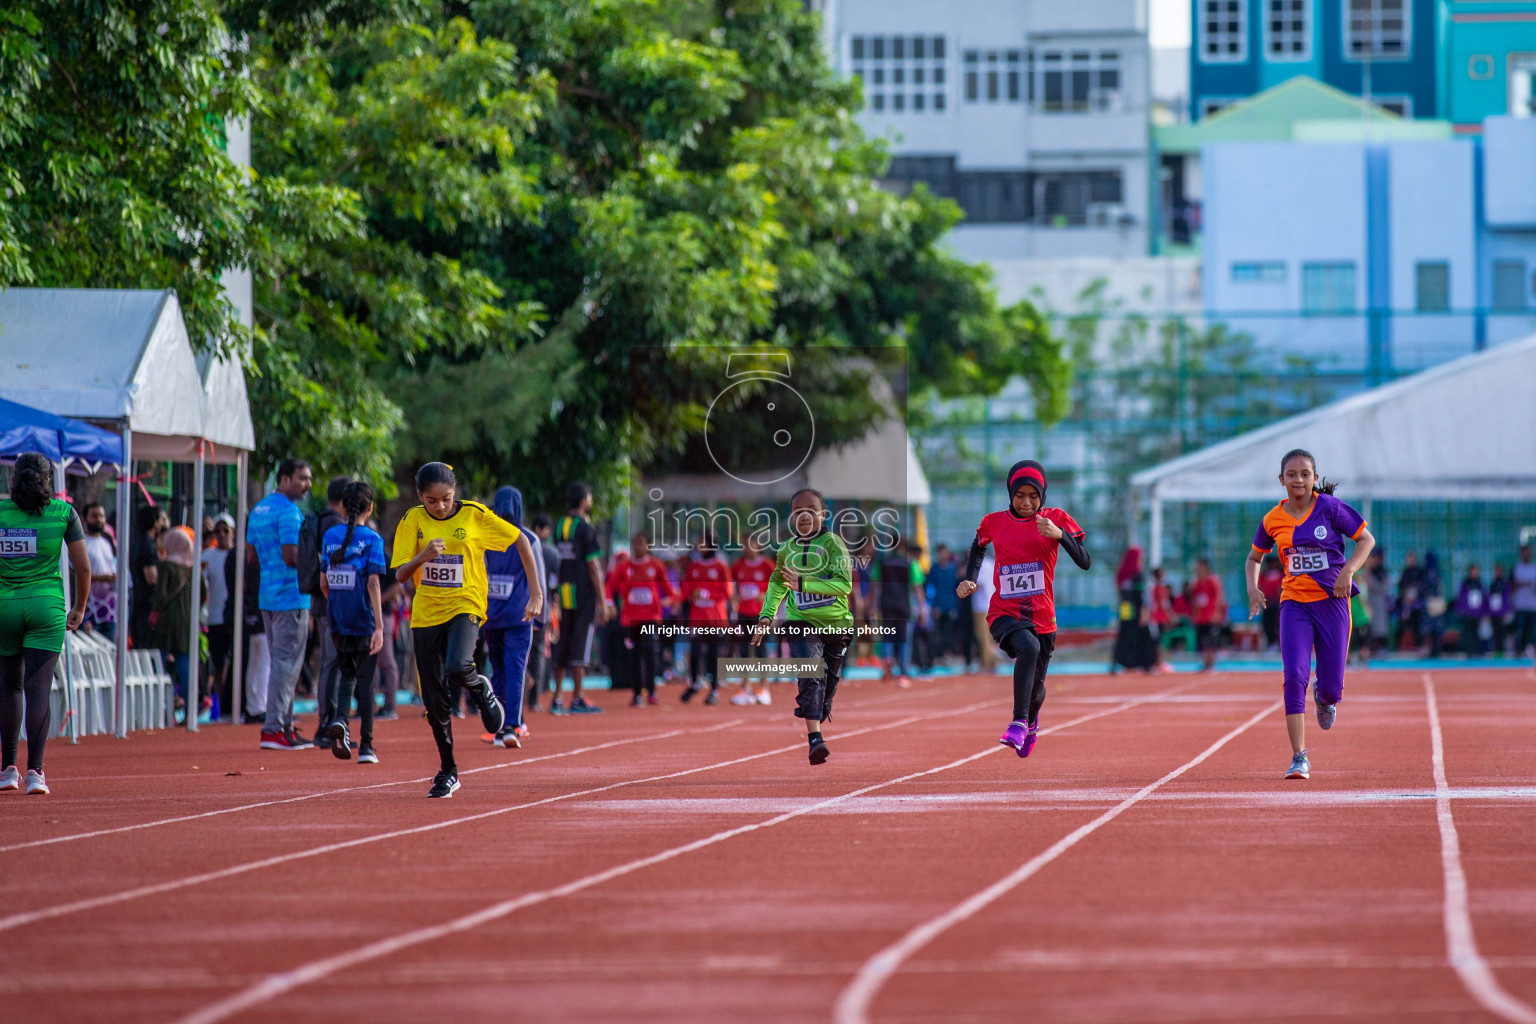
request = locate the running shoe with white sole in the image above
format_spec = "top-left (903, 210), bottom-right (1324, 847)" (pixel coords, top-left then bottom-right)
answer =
top-left (24, 769), bottom-right (48, 795)
top-left (704, 690), bottom-right (719, 706)
top-left (514, 723), bottom-right (530, 739)
top-left (470, 674), bottom-right (506, 734)
top-left (0, 765), bottom-right (18, 791)
top-left (1285, 751), bottom-right (1311, 780)
top-left (497, 728), bottom-right (522, 749)
top-left (428, 771), bottom-right (460, 798)
top-left (357, 746), bottom-right (378, 764)
top-left (1000, 720), bottom-right (1030, 755)
top-left (756, 690), bottom-right (772, 706)
top-left (569, 698), bottom-right (603, 714)
top-left (328, 720), bottom-right (352, 761)
top-left (260, 730), bottom-right (311, 751)
top-left (730, 691), bottom-right (756, 706)
top-left (1313, 682), bottom-right (1337, 731)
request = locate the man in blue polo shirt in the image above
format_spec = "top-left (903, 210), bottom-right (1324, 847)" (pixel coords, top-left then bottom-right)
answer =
top-left (250, 457), bottom-right (314, 750)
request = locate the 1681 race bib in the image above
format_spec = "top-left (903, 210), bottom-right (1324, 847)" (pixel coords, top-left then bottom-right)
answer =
top-left (487, 575), bottom-right (515, 601)
top-left (421, 554), bottom-right (464, 588)
top-left (325, 565), bottom-right (357, 591)
top-left (1286, 547), bottom-right (1328, 575)
top-left (0, 529), bottom-right (38, 558)
top-left (998, 561), bottom-right (1045, 598)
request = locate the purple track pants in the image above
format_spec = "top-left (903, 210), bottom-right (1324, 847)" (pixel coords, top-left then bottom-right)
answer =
top-left (1279, 597), bottom-right (1350, 715)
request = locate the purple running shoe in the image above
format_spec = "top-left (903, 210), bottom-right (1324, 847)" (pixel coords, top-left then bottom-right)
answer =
top-left (1019, 722), bottom-right (1039, 758)
top-left (1000, 720), bottom-right (1030, 754)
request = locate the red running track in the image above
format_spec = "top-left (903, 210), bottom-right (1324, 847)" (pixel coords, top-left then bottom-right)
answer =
top-left (2, 668), bottom-right (1534, 1023)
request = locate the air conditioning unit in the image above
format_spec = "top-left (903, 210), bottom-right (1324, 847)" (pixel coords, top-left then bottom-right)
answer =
top-left (1087, 202), bottom-right (1127, 227)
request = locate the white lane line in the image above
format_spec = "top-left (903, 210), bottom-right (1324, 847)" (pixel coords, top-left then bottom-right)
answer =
top-left (0, 720), bottom-right (745, 854)
top-left (1423, 674), bottom-right (1536, 1024)
top-left (3, 683), bottom-right (952, 855)
top-left (0, 695), bottom-right (1018, 937)
top-left (167, 681), bottom-right (1201, 1024)
top-left (832, 700), bottom-right (1279, 1024)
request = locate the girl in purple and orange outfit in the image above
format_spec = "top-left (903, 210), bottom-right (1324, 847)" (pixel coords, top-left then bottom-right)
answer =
top-left (1245, 448), bottom-right (1375, 781)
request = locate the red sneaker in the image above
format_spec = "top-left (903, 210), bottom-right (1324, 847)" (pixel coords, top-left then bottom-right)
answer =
top-left (260, 730), bottom-right (312, 750)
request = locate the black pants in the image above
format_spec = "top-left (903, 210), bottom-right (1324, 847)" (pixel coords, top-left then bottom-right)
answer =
top-left (0, 649), bottom-right (57, 772)
top-left (690, 637), bottom-right (722, 691)
top-left (208, 622), bottom-right (234, 717)
top-left (1515, 611), bottom-right (1536, 652)
top-left (330, 633), bottom-right (378, 747)
top-left (412, 614), bottom-right (482, 773)
top-left (990, 617), bottom-right (1056, 725)
top-left (790, 631), bottom-right (852, 723)
top-left (629, 636), bottom-right (660, 697)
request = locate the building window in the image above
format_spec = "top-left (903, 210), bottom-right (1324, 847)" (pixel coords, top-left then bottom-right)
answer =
top-left (1036, 171), bottom-right (1124, 226)
top-left (1034, 49), bottom-right (1123, 112)
top-left (1345, 0), bottom-right (1409, 62)
top-left (1200, 0), bottom-right (1248, 64)
top-left (853, 35), bottom-right (947, 115)
top-left (884, 155), bottom-right (959, 201)
top-left (1265, 0), bottom-right (1311, 61)
top-left (1492, 259), bottom-right (1529, 312)
top-left (1302, 262), bottom-right (1357, 313)
top-left (963, 49), bottom-right (1024, 105)
top-left (959, 171), bottom-right (1033, 223)
top-left (1415, 262), bottom-right (1450, 313)
top-left (1232, 261), bottom-right (1287, 283)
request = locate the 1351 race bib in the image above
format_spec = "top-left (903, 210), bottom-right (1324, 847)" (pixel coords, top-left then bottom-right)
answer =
top-left (738, 583), bottom-right (760, 600)
top-left (0, 529), bottom-right (38, 558)
top-left (998, 561), bottom-right (1045, 598)
top-left (627, 587), bottom-right (654, 606)
top-left (325, 565), bottom-right (357, 591)
top-left (1286, 547), bottom-right (1328, 575)
top-left (421, 554), bottom-right (464, 588)
top-left (487, 575), bottom-right (515, 601)
top-left (793, 589), bottom-right (835, 610)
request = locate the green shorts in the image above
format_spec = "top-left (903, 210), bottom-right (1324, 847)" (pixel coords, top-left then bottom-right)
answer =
top-left (0, 594), bottom-right (67, 656)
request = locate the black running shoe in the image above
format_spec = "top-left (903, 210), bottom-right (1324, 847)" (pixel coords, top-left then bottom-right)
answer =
top-left (328, 719), bottom-right (351, 761)
top-left (470, 674), bottom-right (506, 735)
top-left (681, 684), bottom-right (700, 703)
top-left (428, 771), bottom-right (460, 798)
top-left (809, 739), bottom-right (830, 765)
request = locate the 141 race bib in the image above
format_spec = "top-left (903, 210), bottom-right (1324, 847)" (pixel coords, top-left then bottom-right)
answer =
top-left (1286, 547), bottom-right (1328, 575)
top-left (998, 561), bottom-right (1045, 598)
top-left (421, 554), bottom-right (464, 588)
top-left (0, 529), bottom-right (38, 558)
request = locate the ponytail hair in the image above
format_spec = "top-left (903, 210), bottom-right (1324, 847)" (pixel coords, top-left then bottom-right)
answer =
top-left (1280, 448), bottom-right (1338, 495)
top-left (9, 452), bottom-right (53, 516)
top-left (415, 462), bottom-right (455, 494)
top-left (338, 480), bottom-right (374, 563)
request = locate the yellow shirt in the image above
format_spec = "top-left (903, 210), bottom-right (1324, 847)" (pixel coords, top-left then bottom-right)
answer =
top-left (391, 501), bottom-right (522, 629)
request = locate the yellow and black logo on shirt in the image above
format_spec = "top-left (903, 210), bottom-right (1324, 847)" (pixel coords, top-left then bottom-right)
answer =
top-left (453, 528), bottom-right (467, 540)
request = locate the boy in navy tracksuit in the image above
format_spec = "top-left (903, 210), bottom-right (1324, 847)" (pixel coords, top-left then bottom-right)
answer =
top-left (482, 485), bottom-right (544, 748)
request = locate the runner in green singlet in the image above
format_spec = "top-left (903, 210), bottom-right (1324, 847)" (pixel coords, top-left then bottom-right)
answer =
top-left (0, 453), bottom-right (92, 795)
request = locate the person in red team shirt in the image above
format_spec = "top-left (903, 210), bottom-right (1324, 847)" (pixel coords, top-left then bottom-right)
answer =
top-left (956, 460), bottom-right (1091, 759)
top-left (730, 533), bottom-right (775, 706)
top-left (681, 533), bottom-right (733, 705)
top-left (1191, 557), bottom-right (1226, 672)
top-left (610, 533), bottom-right (677, 707)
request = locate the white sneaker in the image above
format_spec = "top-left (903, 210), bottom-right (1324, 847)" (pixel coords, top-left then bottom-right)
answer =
top-left (755, 690), bottom-right (772, 706)
top-left (25, 769), bottom-right (49, 795)
top-left (730, 692), bottom-right (756, 706)
top-left (0, 765), bottom-right (18, 791)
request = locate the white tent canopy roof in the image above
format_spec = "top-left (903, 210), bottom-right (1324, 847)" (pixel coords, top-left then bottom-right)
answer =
top-left (0, 288), bottom-right (252, 463)
top-left (1130, 332), bottom-right (1536, 502)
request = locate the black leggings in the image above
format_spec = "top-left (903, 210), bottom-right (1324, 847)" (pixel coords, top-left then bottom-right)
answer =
top-left (629, 637), bottom-right (660, 697)
top-left (412, 614), bottom-right (482, 773)
top-left (1, 649), bottom-right (58, 772)
top-left (690, 638), bottom-right (722, 691)
top-left (990, 618), bottom-right (1056, 725)
top-left (330, 633), bottom-right (378, 747)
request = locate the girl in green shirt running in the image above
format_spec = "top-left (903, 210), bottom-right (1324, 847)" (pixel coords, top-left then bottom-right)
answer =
top-left (752, 488), bottom-right (854, 765)
top-left (0, 452), bottom-right (91, 795)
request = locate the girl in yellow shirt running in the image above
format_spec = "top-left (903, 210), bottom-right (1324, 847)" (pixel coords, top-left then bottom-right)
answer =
top-left (392, 463), bottom-right (544, 798)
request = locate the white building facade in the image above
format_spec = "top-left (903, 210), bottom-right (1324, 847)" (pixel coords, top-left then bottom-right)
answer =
top-left (823, 0), bottom-right (1153, 263)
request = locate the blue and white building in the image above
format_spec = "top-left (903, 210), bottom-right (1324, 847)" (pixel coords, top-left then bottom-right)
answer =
top-left (1201, 114), bottom-right (1536, 377)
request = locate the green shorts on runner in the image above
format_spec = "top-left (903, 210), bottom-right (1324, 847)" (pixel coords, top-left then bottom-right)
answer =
top-left (0, 595), bottom-right (67, 656)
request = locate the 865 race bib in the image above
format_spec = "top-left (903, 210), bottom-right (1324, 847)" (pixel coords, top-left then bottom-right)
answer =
top-left (1286, 547), bottom-right (1327, 575)
top-left (998, 561), bottom-right (1045, 598)
top-left (325, 565), bottom-right (357, 591)
top-left (0, 529), bottom-right (38, 558)
top-left (487, 575), bottom-right (515, 601)
top-left (421, 554), bottom-right (464, 588)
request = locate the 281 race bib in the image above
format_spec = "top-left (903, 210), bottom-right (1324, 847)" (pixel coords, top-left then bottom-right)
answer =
top-left (487, 575), bottom-right (515, 601)
top-left (0, 529), bottom-right (38, 558)
top-left (421, 554), bottom-right (464, 588)
top-left (325, 565), bottom-right (357, 591)
top-left (998, 561), bottom-right (1045, 598)
top-left (1286, 547), bottom-right (1328, 575)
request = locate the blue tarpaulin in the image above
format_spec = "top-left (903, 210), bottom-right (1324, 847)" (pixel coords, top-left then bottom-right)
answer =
top-left (0, 395), bottom-right (122, 466)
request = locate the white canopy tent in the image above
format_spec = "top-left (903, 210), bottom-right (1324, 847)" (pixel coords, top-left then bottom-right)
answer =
top-left (1130, 332), bottom-right (1536, 565)
top-left (0, 288), bottom-right (256, 736)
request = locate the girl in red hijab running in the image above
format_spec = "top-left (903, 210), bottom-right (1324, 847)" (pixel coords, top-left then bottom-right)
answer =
top-left (957, 461), bottom-right (1091, 758)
